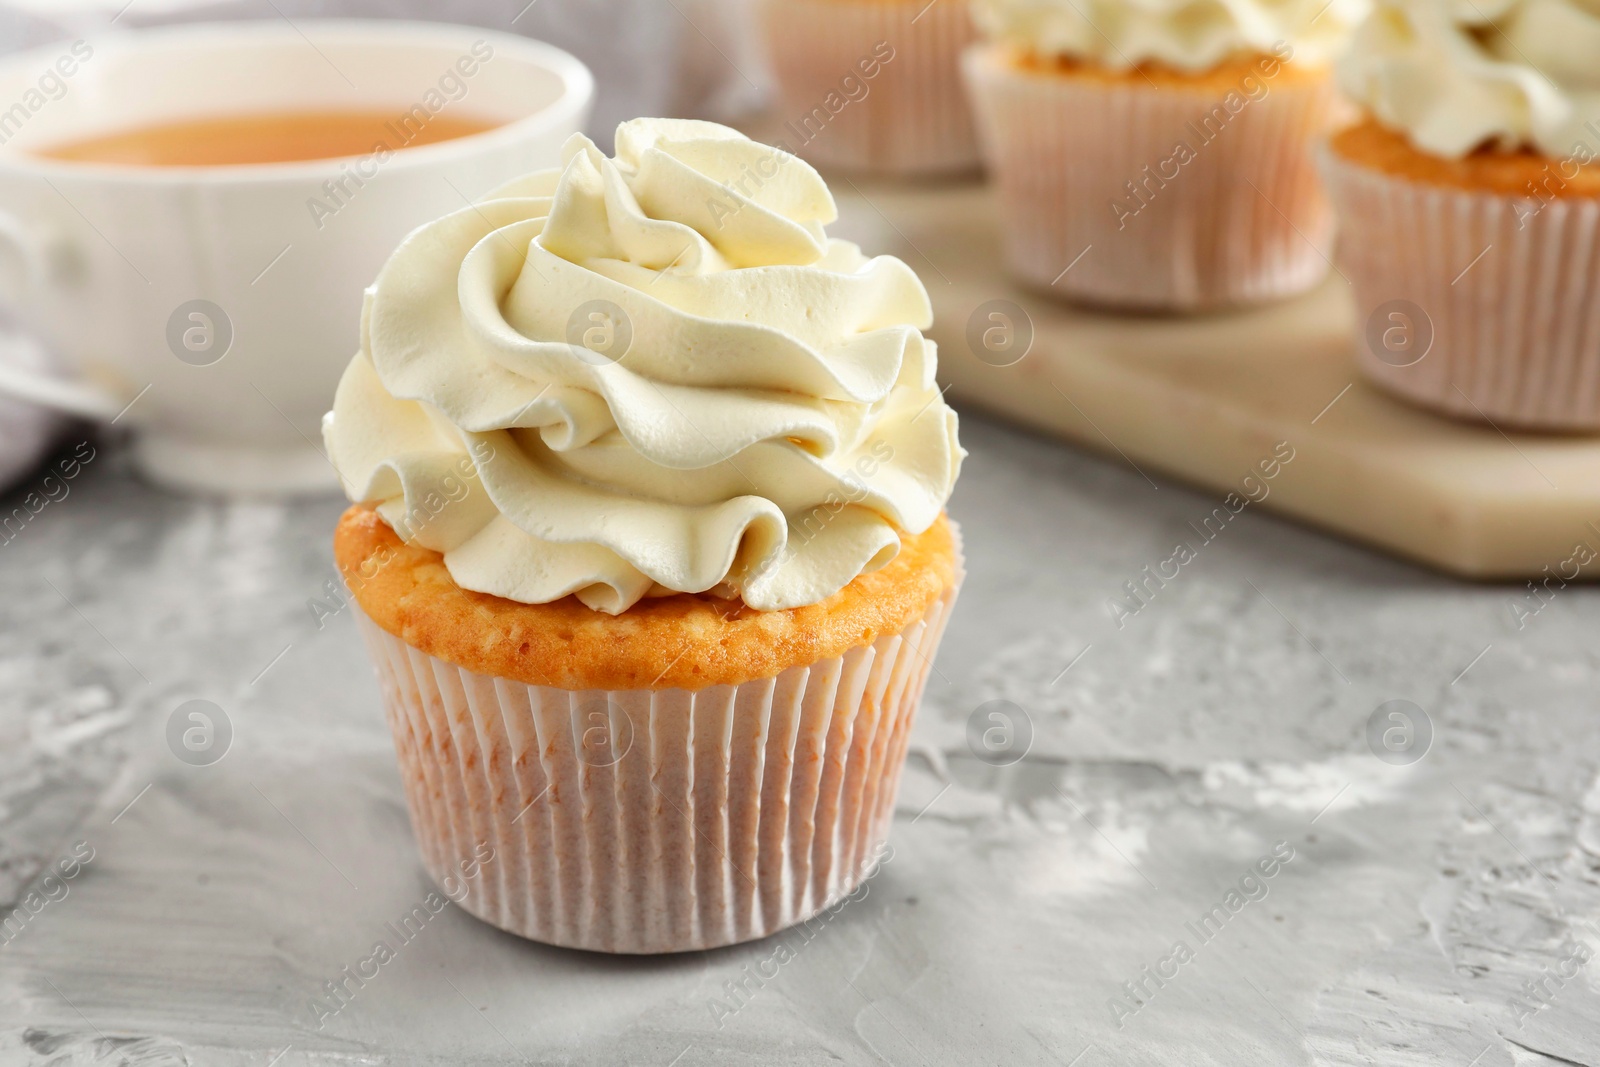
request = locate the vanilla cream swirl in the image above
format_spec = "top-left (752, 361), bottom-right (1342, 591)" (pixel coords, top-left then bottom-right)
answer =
top-left (1341, 0), bottom-right (1600, 159)
top-left (970, 0), bottom-right (1366, 71)
top-left (323, 119), bottom-right (962, 615)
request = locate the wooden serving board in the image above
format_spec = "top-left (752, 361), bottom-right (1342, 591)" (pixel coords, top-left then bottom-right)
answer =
top-left (831, 179), bottom-right (1600, 582)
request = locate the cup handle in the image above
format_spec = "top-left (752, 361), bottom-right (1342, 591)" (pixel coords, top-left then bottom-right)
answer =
top-left (0, 210), bottom-right (127, 422)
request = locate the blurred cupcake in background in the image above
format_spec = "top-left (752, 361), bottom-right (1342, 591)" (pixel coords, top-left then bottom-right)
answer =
top-left (1325, 0), bottom-right (1600, 430)
top-left (759, 0), bottom-right (980, 175)
top-left (964, 0), bottom-right (1365, 310)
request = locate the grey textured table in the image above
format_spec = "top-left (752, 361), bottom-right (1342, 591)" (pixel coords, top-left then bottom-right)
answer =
top-left (2, 411), bottom-right (1597, 1066)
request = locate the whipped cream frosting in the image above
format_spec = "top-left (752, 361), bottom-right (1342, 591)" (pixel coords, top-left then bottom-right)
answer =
top-left (1341, 0), bottom-right (1600, 159)
top-left (323, 119), bottom-right (962, 615)
top-left (970, 0), bottom-right (1366, 72)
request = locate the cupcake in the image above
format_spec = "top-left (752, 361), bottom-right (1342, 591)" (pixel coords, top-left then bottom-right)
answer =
top-left (963, 0), bottom-right (1365, 310)
top-left (323, 119), bottom-right (965, 954)
top-left (759, 0), bottom-right (980, 175)
top-left (1326, 0), bottom-right (1600, 430)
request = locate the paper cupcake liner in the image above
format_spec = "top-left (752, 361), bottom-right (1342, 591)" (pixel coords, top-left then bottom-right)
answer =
top-left (761, 0), bottom-right (979, 175)
top-left (963, 45), bottom-right (1337, 310)
top-left (353, 556), bottom-right (961, 954)
top-left (1322, 148), bottom-right (1600, 431)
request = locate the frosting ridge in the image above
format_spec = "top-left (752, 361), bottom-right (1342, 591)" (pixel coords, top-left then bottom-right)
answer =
top-left (1340, 0), bottom-right (1600, 158)
top-left (324, 118), bottom-right (962, 614)
top-left (970, 0), bottom-right (1367, 71)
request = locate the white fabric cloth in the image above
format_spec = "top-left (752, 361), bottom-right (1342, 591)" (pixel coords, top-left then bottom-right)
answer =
top-left (0, 333), bottom-right (64, 494)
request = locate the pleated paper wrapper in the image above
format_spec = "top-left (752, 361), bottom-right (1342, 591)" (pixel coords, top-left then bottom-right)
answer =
top-left (963, 45), bottom-right (1337, 310)
top-left (761, 0), bottom-right (979, 175)
top-left (1322, 147), bottom-right (1600, 431)
top-left (354, 554), bottom-right (962, 954)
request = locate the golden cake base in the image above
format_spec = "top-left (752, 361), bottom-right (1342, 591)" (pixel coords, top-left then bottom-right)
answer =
top-left (832, 180), bottom-right (1600, 581)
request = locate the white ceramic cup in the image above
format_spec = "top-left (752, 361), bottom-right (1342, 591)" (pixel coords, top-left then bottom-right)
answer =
top-left (0, 20), bottom-right (593, 495)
